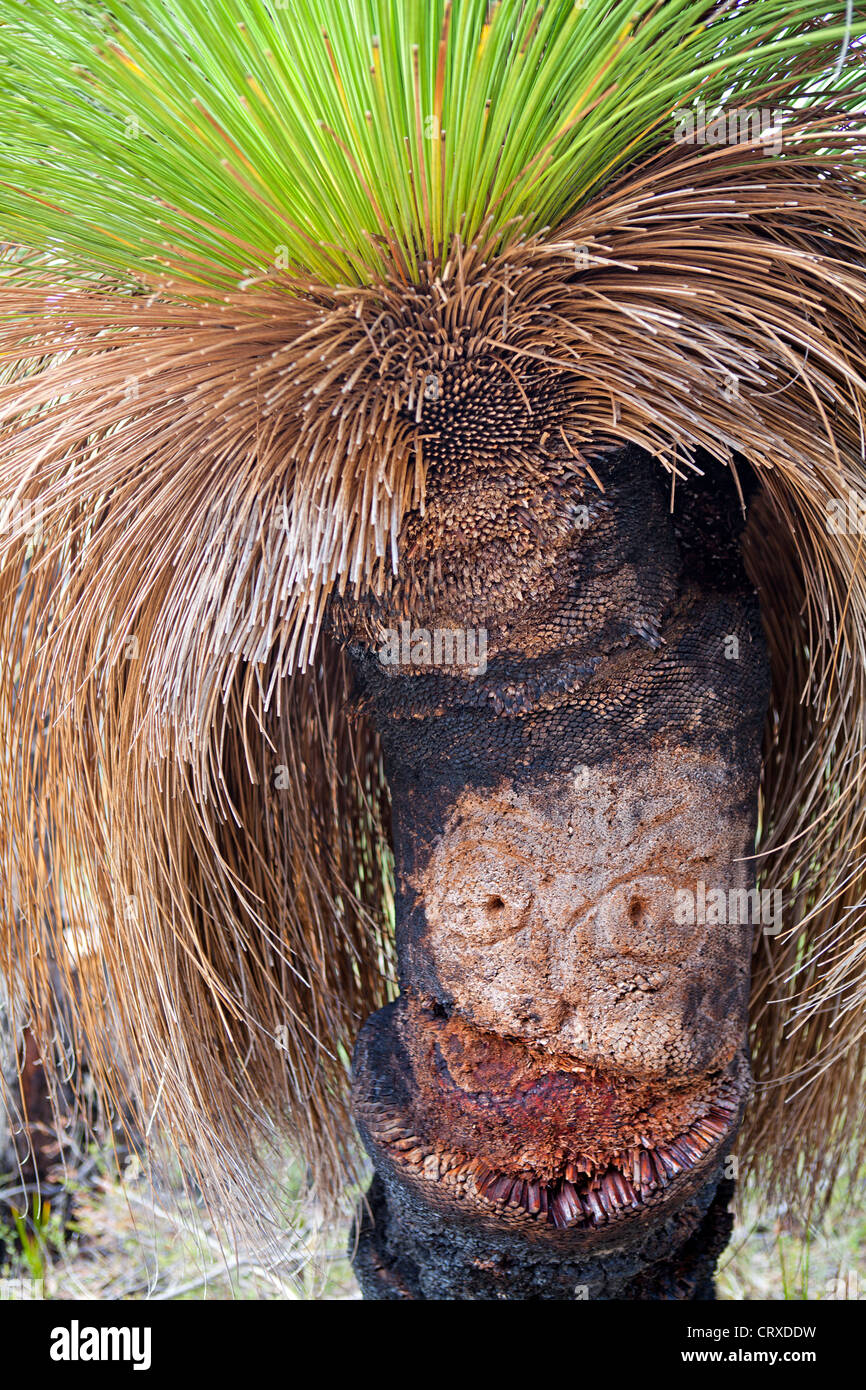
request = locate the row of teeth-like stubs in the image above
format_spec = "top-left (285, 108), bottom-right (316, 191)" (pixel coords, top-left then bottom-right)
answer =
top-left (378, 1100), bottom-right (736, 1229)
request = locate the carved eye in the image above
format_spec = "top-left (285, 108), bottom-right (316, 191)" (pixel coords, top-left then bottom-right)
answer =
top-left (485, 895), bottom-right (505, 915)
top-left (628, 897), bottom-right (647, 927)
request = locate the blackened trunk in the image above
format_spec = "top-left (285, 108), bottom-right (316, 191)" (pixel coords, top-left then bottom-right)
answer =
top-left (333, 444), bottom-right (769, 1300)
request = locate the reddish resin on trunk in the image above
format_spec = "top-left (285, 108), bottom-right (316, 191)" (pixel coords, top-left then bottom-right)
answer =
top-left (355, 992), bottom-right (745, 1238)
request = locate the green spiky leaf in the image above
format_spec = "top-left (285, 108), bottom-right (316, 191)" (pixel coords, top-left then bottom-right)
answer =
top-left (1, 0), bottom-right (864, 290)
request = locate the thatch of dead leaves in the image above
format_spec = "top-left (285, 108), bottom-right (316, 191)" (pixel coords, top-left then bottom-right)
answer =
top-left (3, 121), bottom-right (866, 1226)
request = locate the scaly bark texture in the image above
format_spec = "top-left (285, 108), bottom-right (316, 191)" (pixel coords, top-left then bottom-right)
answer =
top-left (334, 442), bottom-right (770, 1299)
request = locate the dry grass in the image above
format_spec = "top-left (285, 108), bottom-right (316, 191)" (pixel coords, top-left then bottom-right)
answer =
top-left (1, 1149), bottom-right (360, 1301)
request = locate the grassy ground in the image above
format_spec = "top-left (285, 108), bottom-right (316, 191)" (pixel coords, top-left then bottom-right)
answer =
top-left (716, 1181), bottom-right (865, 1301)
top-left (1, 1150), bottom-right (360, 1300)
top-left (1, 1153), bottom-right (862, 1300)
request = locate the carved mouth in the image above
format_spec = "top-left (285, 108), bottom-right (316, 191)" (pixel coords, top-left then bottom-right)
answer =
top-left (368, 1094), bottom-right (738, 1231)
top-left (461, 1102), bottom-right (731, 1227)
top-left (354, 995), bottom-right (747, 1238)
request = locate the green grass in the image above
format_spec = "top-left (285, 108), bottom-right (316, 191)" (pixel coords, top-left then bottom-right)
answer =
top-left (1, 1), bottom-right (863, 289)
top-left (717, 1177), bottom-right (866, 1302)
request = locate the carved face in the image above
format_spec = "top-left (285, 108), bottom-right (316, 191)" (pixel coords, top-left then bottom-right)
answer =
top-left (415, 752), bottom-right (755, 1079)
top-left (339, 441), bottom-right (770, 1249)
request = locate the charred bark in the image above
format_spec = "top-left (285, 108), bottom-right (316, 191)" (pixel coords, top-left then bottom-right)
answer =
top-left (333, 442), bottom-right (770, 1300)
top-left (353, 1167), bottom-right (735, 1300)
